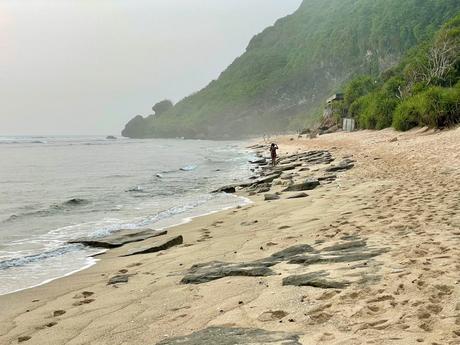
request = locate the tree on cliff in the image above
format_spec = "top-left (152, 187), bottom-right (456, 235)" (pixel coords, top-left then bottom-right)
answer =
top-left (152, 100), bottom-right (173, 116)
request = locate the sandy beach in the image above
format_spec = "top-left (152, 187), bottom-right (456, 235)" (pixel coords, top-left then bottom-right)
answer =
top-left (1, 127), bottom-right (460, 345)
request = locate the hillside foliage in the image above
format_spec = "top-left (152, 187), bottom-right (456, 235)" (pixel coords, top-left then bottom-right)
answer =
top-left (343, 13), bottom-right (460, 131)
top-left (123, 0), bottom-right (460, 139)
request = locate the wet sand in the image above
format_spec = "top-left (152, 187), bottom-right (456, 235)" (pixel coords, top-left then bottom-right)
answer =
top-left (1, 127), bottom-right (460, 345)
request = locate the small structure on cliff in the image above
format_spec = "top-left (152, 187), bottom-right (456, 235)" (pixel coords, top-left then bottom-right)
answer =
top-left (319, 93), bottom-right (344, 133)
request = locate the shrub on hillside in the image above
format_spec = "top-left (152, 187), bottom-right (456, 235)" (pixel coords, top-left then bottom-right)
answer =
top-left (393, 86), bottom-right (460, 130)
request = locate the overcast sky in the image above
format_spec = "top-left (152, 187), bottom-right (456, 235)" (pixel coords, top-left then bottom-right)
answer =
top-left (0, 0), bottom-right (301, 136)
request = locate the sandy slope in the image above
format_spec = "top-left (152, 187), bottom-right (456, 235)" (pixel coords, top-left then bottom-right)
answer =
top-left (1, 127), bottom-right (459, 345)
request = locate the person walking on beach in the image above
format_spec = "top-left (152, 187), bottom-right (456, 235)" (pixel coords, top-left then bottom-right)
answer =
top-left (270, 143), bottom-right (279, 166)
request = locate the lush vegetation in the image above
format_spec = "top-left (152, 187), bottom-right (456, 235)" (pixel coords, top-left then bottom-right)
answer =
top-left (343, 13), bottom-right (460, 131)
top-left (123, 0), bottom-right (460, 139)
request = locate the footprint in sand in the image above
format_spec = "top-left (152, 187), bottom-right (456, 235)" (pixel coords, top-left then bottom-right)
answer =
top-left (126, 262), bottom-right (142, 268)
top-left (53, 310), bottom-right (66, 317)
top-left (18, 336), bottom-right (31, 343)
top-left (35, 321), bottom-right (57, 330)
top-left (72, 299), bottom-right (95, 307)
top-left (73, 291), bottom-right (94, 299)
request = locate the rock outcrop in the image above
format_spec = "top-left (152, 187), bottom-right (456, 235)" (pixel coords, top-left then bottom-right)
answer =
top-left (156, 327), bottom-right (301, 345)
top-left (69, 229), bottom-right (167, 249)
top-left (121, 236), bottom-right (183, 257)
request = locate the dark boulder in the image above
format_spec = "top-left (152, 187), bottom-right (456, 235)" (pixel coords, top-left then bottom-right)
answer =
top-left (325, 159), bottom-right (355, 172)
top-left (282, 179), bottom-right (320, 192)
top-left (121, 236), bottom-right (183, 256)
top-left (212, 185), bottom-right (236, 194)
top-left (264, 194), bottom-right (280, 201)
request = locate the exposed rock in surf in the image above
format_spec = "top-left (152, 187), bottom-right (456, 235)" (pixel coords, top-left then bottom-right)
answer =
top-left (121, 235), bottom-right (183, 256)
top-left (69, 229), bottom-right (167, 248)
top-left (155, 327), bottom-right (301, 345)
top-left (212, 185), bottom-right (236, 194)
top-left (106, 135), bottom-right (117, 140)
top-left (282, 179), bottom-right (320, 192)
top-left (64, 198), bottom-right (90, 206)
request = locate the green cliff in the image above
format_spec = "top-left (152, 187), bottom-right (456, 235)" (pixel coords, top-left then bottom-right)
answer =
top-left (122, 0), bottom-right (460, 139)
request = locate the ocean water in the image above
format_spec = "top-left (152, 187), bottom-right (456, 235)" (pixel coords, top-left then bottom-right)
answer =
top-left (0, 136), bottom-right (254, 295)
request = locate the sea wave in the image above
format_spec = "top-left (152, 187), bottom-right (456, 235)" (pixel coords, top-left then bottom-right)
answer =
top-left (3, 198), bottom-right (91, 223)
top-left (180, 165), bottom-right (197, 171)
top-left (0, 244), bottom-right (83, 270)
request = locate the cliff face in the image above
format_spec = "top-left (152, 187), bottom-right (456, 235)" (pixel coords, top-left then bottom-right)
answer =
top-left (122, 0), bottom-right (460, 139)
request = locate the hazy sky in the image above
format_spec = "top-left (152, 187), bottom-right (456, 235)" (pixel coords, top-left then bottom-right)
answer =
top-left (0, 0), bottom-right (301, 135)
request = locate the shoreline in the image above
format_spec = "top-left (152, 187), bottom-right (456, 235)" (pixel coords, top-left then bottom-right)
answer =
top-left (1, 127), bottom-right (459, 345)
top-left (0, 193), bottom-right (253, 298)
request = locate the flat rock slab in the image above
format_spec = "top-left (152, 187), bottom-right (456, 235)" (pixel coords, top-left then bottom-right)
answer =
top-left (181, 244), bottom-right (315, 284)
top-left (107, 274), bottom-right (131, 285)
top-left (181, 236), bottom-right (386, 287)
top-left (282, 271), bottom-right (350, 289)
top-left (282, 179), bottom-right (320, 192)
top-left (156, 327), bottom-right (301, 345)
top-left (121, 235), bottom-right (183, 257)
top-left (287, 192), bottom-right (308, 199)
top-left (69, 229), bottom-right (167, 248)
top-left (181, 261), bottom-right (275, 284)
top-left (325, 159), bottom-right (355, 172)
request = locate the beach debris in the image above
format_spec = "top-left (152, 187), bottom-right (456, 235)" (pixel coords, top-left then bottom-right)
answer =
top-left (282, 178), bottom-right (320, 192)
top-left (69, 229), bottom-right (167, 249)
top-left (389, 137), bottom-right (398, 142)
top-left (121, 235), bottom-right (183, 257)
top-left (155, 327), bottom-right (301, 345)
